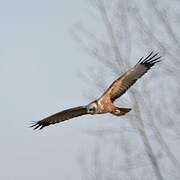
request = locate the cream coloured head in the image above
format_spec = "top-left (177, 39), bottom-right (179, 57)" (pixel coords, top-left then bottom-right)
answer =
top-left (87, 101), bottom-right (98, 114)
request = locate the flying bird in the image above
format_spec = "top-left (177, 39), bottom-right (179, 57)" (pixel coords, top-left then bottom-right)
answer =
top-left (31, 51), bottom-right (161, 130)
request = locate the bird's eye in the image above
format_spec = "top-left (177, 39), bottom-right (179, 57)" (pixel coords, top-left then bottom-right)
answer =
top-left (89, 107), bottom-right (95, 111)
top-left (88, 103), bottom-right (96, 114)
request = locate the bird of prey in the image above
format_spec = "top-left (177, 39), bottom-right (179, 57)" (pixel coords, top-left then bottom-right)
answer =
top-left (31, 51), bottom-right (161, 130)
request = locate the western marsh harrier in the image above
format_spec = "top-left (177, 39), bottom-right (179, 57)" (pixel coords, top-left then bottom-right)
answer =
top-left (31, 51), bottom-right (161, 130)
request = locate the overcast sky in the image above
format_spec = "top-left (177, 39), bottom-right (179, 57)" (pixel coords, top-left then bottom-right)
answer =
top-left (2, 1), bottom-right (175, 179)
top-left (0, 1), bottom-right (106, 179)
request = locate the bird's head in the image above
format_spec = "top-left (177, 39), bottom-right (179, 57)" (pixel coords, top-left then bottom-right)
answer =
top-left (87, 101), bottom-right (97, 115)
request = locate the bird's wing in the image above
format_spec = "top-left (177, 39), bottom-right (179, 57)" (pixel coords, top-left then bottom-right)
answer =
top-left (102, 51), bottom-right (161, 102)
top-left (31, 106), bottom-right (87, 130)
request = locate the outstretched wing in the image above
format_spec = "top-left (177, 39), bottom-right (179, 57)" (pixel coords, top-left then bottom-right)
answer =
top-left (31, 106), bottom-right (88, 130)
top-left (102, 51), bottom-right (161, 102)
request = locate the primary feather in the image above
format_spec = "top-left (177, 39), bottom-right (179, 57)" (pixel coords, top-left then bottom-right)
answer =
top-left (103, 51), bottom-right (161, 102)
top-left (31, 106), bottom-right (87, 129)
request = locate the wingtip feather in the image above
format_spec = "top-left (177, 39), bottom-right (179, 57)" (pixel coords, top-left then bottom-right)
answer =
top-left (30, 121), bottom-right (47, 130)
top-left (138, 51), bottom-right (161, 68)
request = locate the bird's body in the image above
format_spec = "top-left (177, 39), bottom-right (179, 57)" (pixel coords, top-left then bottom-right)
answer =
top-left (31, 51), bottom-right (161, 130)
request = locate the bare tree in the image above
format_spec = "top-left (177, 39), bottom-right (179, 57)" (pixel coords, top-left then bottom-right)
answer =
top-left (74, 0), bottom-right (180, 180)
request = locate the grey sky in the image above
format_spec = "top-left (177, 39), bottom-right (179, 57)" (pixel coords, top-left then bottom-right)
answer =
top-left (0, 1), bottom-right (103, 179)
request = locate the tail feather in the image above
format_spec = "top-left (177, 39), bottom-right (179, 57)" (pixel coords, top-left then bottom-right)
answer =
top-left (119, 107), bottom-right (132, 115)
top-left (112, 107), bottom-right (132, 116)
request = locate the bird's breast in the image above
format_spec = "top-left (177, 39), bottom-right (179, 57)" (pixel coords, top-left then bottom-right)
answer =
top-left (97, 97), bottom-right (114, 113)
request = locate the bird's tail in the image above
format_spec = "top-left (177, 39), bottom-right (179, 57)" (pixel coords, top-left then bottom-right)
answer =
top-left (118, 107), bottom-right (132, 116)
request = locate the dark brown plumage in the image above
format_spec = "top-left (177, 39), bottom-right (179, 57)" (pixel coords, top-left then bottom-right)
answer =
top-left (31, 106), bottom-right (87, 129)
top-left (103, 51), bottom-right (161, 102)
top-left (31, 51), bottom-right (161, 130)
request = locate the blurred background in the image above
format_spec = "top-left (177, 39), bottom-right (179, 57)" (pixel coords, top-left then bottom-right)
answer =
top-left (0, 0), bottom-right (180, 180)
